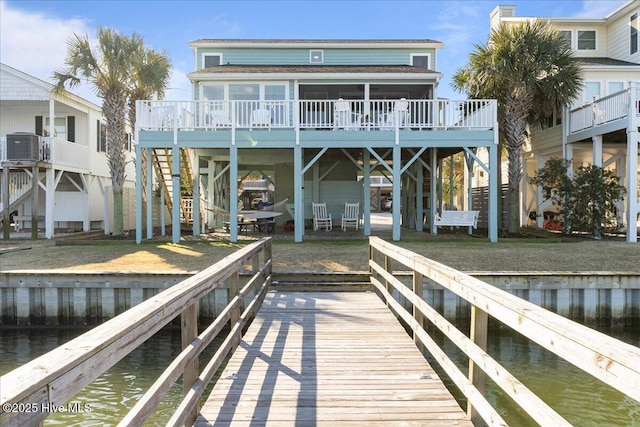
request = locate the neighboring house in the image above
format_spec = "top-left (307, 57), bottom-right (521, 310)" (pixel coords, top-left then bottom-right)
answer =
top-left (485, 1), bottom-right (640, 242)
top-left (135, 39), bottom-right (499, 243)
top-left (0, 63), bottom-right (137, 238)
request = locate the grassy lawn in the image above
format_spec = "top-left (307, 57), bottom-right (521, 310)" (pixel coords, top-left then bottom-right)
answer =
top-left (1, 237), bottom-right (638, 273)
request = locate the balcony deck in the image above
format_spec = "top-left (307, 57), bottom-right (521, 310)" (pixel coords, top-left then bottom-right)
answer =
top-left (568, 86), bottom-right (640, 143)
top-left (136, 99), bottom-right (497, 150)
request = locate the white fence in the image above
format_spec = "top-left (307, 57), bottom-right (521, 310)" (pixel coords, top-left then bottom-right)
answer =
top-left (137, 99), bottom-right (497, 132)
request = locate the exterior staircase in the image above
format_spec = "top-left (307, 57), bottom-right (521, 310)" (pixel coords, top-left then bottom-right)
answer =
top-left (0, 170), bottom-right (33, 213)
top-left (150, 148), bottom-right (195, 226)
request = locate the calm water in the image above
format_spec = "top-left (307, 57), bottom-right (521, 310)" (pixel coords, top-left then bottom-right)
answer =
top-left (1, 326), bottom-right (639, 426)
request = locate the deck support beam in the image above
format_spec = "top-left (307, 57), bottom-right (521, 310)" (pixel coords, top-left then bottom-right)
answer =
top-left (193, 155), bottom-right (201, 236)
top-left (392, 144), bottom-right (401, 241)
top-left (146, 147), bottom-right (153, 240)
top-left (294, 145), bottom-right (303, 242)
top-left (171, 147), bottom-right (181, 243)
top-left (45, 168), bottom-right (54, 239)
top-left (488, 142), bottom-right (498, 242)
top-left (229, 146), bottom-right (239, 243)
top-left (363, 149), bottom-right (371, 235)
top-left (627, 127), bottom-right (638, 243)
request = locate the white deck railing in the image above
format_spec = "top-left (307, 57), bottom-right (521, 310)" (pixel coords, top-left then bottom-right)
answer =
top-left (137, 99), bottom-right (497, 132)
top-left (569, 88), bottom-right (635, 134)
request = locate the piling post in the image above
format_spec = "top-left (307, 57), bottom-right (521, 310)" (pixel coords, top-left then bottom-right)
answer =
top-left (468, 305), bottom-right (488, 425)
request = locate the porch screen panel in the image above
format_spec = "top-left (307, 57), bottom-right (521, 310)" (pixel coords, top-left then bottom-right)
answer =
top-left (203, 85), bottom-right (226, 125)
top-left (265, 85), bottom-right (287, 126)
top-left (230, 84), bottom-right (259, 127)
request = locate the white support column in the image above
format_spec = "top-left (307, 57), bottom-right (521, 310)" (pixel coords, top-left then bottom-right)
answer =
top-left (536, 156), bottom-right (545, 228)
top-left (135, 144), bottom-right (143, 243)
top-left (593, 135), bottom-right (603, 167)
top-left (627, 130), bottom-right (638, 243)
top-left (81, 174), bottom-right (89, 232)
top-left (45, 168), bottom-right (54, 239)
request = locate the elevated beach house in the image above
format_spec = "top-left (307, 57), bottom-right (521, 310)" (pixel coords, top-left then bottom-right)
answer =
top-left (135, 39), bottom-right (499, 243)
top-left (0, 63), bottom-right (137, 239)
top-left (487, 2), bottom-right (640, 242)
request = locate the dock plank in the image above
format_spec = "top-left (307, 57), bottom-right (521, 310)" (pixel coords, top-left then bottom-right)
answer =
top-left (196, 291), bottom-right (472, 426)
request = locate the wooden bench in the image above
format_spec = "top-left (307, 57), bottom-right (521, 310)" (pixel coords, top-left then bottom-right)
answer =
top-left (12, 215), bottom-right (45, 231)
top-left (224, 220), bottom-right (276, 234)
top-left (223, 221), bottom-right (253, 234)
top-left (434, 210), bottom-right (479, 229)
top-left (253, 220), bottom-right (276, 234)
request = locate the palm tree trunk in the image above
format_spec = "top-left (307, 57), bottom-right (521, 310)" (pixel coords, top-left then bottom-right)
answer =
top-left (504, 96), bottom-right (530, 234)
top-left (103, 89), bottom-right (128, 235)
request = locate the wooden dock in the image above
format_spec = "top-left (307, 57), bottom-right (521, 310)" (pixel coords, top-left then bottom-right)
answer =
top-left (196, 290), bottom-right (472, 426)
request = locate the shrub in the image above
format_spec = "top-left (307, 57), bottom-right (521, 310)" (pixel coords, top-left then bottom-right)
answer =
top-left (532, 158), bottom-right (625, 238)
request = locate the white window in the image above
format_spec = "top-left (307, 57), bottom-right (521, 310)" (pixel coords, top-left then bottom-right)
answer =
top-left (310, 50), bottom-right (323, 63)
top-left (202, 53), bottom-right (222, 68)
top-left (577, 30), bottom-right (596, 50)
top-left (583, 81), bottom-right (601, 103)
top-left (558, 30), bottom-right (572, 46)
top-left (45, 117), bottom-right (67, 141)
top-left (410, 54), bottom-right (430, 69)
top-left (631, 13), bottom-right (639, 55)
top-left (608, 81), bottom-right (625, 95)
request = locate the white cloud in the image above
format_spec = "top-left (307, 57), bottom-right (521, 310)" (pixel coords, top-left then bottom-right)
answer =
top-left (0, 1), bottom-right (93, 82)
top-left (573, 0), bottom-right (628, 18)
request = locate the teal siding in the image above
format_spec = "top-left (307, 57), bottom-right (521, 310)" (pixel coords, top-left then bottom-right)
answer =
top-left (196, 47), bottom-right (437, 68)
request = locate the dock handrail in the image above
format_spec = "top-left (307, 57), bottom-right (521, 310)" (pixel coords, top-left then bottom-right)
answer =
top-left (368, 236), bottom-right (640, 426)
top-left (0, 238), bottom-right (272, 427)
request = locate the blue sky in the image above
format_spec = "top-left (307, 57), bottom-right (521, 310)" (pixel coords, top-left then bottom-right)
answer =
top-left (0, 0), bottom-right (628, 104)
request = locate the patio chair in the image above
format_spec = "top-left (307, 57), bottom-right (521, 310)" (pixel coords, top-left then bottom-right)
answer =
top-left (209, 110), bottom-right (232, 129)
top-left (333, 99), bottom-right (359, 130)
top-left (378, 98), bottom-right (409, 129)
top-left (312, 202), bottom-right (332, 231)
top-left (341, 202), bottom-right (360, 231)
top-left (250, 108), bottom-right (271, 129)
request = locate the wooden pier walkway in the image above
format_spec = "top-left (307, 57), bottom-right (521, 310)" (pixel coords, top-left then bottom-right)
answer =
top-left (196, 290), bottom-right (472, 426)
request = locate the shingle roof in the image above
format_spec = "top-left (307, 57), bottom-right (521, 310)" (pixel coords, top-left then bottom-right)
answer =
top-left (189, 38), bottom-right (442, 45)
top-left (191, 64), bottom-right (440, 75)
top-left (578, 57), bottom-right (639, 66)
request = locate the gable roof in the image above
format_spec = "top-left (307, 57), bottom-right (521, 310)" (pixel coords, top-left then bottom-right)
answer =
top-left (0, 62), bottom-right (101, 110)
top-left (189, 39), bottom-right (444, 48)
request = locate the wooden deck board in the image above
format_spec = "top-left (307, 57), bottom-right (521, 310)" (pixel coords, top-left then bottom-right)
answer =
top-left (196, 291), bottom-right (472, 426)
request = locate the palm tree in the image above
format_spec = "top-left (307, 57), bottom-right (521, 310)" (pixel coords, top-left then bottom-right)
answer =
top-left (53, 27), bottom-right (171, 235)
top-left (452, 20), bottom-right (583, 233)
top-left (127, 47), bottom-right (172, 222)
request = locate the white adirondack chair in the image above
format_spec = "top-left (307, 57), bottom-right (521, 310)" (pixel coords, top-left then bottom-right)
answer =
top-left (250, 108), bottom-right (271, 128)
top-left (312, 202), bottom-right (332, 231)
top-left (209, 110), bottom-right (232, 129)
top-left (379, 98), bottom-right (409, 129)
top-left (341, 203), bottom-right (359, 231)
top-left (333, 99), bottom-right (359, 130)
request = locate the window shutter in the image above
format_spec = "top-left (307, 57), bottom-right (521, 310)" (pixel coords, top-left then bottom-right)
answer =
top-left (35, 116), bottom-right (43, 136)
top-left (97, 120), bottom-right (101, 151)
top-left (67, 116), bottom-right (75, 142)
